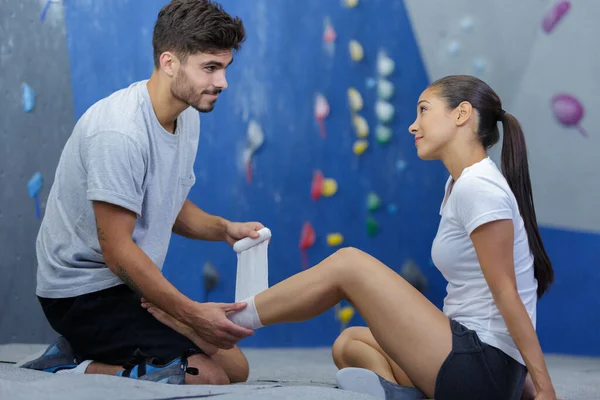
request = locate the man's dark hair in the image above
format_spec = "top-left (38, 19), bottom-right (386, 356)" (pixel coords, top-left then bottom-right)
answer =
top-left (152, 0), bottom-right (246, 68)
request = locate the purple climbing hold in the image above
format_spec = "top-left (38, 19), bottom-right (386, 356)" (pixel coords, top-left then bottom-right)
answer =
top-left (550, 93), bottom-right (588, 137)
top-left (542, 1), bottom-right (570, 33)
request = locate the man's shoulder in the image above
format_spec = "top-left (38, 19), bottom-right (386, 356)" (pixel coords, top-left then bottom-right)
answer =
top-left (78, 81), bottom-right (149, 143)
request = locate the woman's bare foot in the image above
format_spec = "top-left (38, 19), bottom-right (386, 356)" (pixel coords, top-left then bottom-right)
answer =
top-left (141, 299), bottom-right (218, 356)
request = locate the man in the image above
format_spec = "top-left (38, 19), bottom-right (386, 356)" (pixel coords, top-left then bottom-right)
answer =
top-left (23, 0), bottom-right (258, 385)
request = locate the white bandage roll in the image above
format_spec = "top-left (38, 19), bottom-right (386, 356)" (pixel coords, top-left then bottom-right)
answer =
top-left (233, 227), bottom-right (271, 302)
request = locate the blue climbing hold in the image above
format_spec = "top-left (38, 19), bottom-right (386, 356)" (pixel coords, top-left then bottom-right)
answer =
top-left (22, 83), bottom-right (35, 112)
top-left (28, 172), bottom-right (43, 219)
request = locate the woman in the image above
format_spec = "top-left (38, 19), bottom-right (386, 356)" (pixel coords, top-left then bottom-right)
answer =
top-left (143, 75), bottom-right (560, 400)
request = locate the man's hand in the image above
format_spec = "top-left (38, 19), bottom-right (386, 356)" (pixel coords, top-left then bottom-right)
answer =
top-left (224, 221), bottom-right (265, 246)
top-left (183, 301), bottom-right (255, 349)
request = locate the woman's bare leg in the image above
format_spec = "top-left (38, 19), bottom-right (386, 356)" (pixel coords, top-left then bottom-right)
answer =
top-left (254, 247), bottom-right (451, 398)
top-left (332, 326), bottom-right (413, 387)
top-left (144, 247), bottom-right (449, 396)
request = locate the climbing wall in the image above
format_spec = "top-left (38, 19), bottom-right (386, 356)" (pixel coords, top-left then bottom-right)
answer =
top-left (0, 0), bottom-right (74, 343)
top-left (62, 0), bottom-right (444, 348)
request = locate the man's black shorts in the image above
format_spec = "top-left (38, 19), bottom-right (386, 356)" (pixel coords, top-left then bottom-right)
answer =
top-left (39, 284), bottom-right (203, 366)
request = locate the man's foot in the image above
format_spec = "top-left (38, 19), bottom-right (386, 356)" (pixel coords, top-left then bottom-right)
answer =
top-left (116, 349), bottom-right (198, 385)
top-left (20, 336), bottom-right (79, 373)
top-left (336, 367), bottom-right (426, 400)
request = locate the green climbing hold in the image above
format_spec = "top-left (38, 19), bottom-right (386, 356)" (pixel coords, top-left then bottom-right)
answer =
top-left (366, 217), bottom-right (378, 237)
top-left (367, 192), bottom-right (381, 211)
top-left (376, 125), bottom-right (392, 145)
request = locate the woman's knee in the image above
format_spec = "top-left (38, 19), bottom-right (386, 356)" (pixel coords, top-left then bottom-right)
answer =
top-left (332, 326), bottom-right (363, 366)
top-left (185, 354), bottom-right (230, 385)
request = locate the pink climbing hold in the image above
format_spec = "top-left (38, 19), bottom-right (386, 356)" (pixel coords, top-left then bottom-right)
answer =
top-left (551, 93), bottom-right (588, 137)
top-left (299, 222), bottom-right (316, 269)
top-left (311, 170), bottom-right (324, 201)
top-left (542, 1), bottom-right (570, 33)
top-left (314, 94), bottom-right (329, 138)
top-left (323, 21), bottom-right (336, 43)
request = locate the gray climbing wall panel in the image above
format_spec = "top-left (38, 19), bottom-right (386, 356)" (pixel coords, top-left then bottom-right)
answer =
top-left (0, 0), bottom-right (74, 344)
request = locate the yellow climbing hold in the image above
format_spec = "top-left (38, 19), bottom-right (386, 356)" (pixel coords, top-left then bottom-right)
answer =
top-left (352, 115), bottom-right (369, 138)
top-left (322, 178), bottom-right (338, 197)
top-left (347, 88), bottom-right (363, 112)
top-left (338, 306), bottom-right (355, 324)
top-left (353, 140), bottom-right (368, 155)
top-left (343, 0), bottom-right (359, 8)
top-left (349, 40), bottom-right (364, 62)
top-left (326, 233), bottom-right (344, 246)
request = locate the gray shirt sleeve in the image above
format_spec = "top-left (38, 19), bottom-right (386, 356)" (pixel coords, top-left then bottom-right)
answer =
top-left (83, 131), bottom-right (146, 217)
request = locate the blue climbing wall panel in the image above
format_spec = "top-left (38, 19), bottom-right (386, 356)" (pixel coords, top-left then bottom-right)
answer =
top-left (61, 0), bottom-right (600, 356)
top-left (64, 0), bottom-right (443, 348)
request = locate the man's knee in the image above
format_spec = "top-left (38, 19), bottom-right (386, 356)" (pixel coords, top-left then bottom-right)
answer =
top-left (185, 354), bottom-right (230, 385)
top-left (213, 346), bottom-right (249, 383)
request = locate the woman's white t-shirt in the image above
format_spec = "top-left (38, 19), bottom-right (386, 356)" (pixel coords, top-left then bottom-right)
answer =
top-left (431, 157), bottom-right (537, 365)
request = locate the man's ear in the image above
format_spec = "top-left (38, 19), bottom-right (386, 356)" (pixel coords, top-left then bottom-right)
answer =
top-left (159, 51), bottom-right (179, 77)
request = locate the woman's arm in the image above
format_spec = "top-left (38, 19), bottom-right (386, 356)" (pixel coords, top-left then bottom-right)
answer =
top-left (470, 219), bottom-right (559, 400)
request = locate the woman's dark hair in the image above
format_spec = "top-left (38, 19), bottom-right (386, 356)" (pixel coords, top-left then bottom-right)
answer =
top-left (430, 75), bottom-right (553, 298)
top-left (152, 0), bottom-right (246, 68)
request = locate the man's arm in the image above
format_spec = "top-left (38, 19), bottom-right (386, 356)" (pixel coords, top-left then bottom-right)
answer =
top-left (93, 200), bottom-right (254, 350)
top-left (173, 199), bottom-right (264, 246)
top-left (172, 199), bottom-right (229, 241)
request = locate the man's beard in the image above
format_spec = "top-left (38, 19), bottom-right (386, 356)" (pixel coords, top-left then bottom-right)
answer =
top-left (171, 70), bottom-right (221, 113)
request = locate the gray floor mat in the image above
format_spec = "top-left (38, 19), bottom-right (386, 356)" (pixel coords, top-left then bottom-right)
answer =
top-left (1, 345), bottom-right (599, 399)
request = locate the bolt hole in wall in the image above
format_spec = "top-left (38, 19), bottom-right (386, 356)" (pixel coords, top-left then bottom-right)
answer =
top-left (4, 0), bottom-right (599, 358)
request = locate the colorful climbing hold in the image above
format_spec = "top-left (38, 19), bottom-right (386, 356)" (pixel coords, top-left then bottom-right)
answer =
top-left (446, 40), bottom-right (461, 57)
top-left (299, 222), bottom-right (316, 269)
top-left (460, 16), bottom-right (474, 32)
top-left (396, 159), bottom-right (407, 172)
top-left (550, 93), bottom-right (588, 137)
top-left (400, 259), bottom-right (428, 294)
top-left (377, 50), bottom-right (395, 77)
top-left (323, 17), bottom-right (336, 56)
top-left (542, 1), bottom-right (570, 33)
top-left (22, 83), bottom-right (35, 113)
top-left (323, 17), bottom-right (336, 43)
top-left (327, 233), bottom-right (344, 247)
top-left (27, 172), bottom-right (43, 219)
top-left (375, 101), bottom-right (395, 123)
top-left (338, 306), bottom-right (354, 326)
top-left (365, 77), bottom-right (377, 89)
top-left (349, 40), bottom-right (364, 62)
top-left (343, 0), bottom-right (359, 8)
top-left (367, 192), bottom-right (381, 211)
top-left (473, 58), bottom-right (486, 77)
top-left (245, 120), bottom-right (264, 183)
top-left (352, 115), bottom-right (369, 138)
top-left (376, 125), bottom-right (392, 145)
top-left (314, 93), bottom-right (329, 138)
top-left (203, 261), bottom-right (220, 302)
top-left (377, 79), bottom-right (394, 100)
top-left (311, 170), bottom-right (325, 200)
top-left (366, 217), bottom-right (378, 237)
top-left (347, 88), bottom-right (363, 112)
top-left (322, 178), bottom-right (338, 197)
top-left (353, 140), bottom-right (369, 155)
top-left (387, 203), bottom-right (398, 215)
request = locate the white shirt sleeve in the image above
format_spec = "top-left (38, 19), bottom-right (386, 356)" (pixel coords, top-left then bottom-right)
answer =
top-left (83, 131), bottom-right (146, 217)
top-left (451, 175), bottom-right (514, 235)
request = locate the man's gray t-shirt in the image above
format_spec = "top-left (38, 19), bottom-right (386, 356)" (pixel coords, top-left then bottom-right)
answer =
top-left (36, 80), bottom-right (200, 298)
